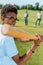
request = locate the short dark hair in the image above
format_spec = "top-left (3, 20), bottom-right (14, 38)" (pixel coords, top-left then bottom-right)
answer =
top-left (1, 4), bottom-right (18, 17)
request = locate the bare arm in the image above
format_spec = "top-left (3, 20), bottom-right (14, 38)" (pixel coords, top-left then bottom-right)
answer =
top-left (12, 39), bottom-right (41, 65)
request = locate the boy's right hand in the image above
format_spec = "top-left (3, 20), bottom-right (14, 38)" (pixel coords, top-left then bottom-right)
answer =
top-left (34, 34), bottom-right (41, 46)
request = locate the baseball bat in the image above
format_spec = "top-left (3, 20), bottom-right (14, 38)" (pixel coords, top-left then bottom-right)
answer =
top-left (1, 24), bottom-right (39, 41)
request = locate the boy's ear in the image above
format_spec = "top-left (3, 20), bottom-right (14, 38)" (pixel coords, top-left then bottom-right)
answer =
top-left (1, 16), bottom-right (5, 21)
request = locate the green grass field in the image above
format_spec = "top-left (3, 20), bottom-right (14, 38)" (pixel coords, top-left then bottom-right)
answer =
top-left (0, 10), bottom-right (43, 65)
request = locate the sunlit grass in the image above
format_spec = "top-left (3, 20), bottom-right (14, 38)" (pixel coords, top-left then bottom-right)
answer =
top-left (15, 10), bottom-right (43, 65)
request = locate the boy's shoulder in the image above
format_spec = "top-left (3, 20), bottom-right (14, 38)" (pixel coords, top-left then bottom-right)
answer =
top-left (0, 24), bottom-right (14, 41)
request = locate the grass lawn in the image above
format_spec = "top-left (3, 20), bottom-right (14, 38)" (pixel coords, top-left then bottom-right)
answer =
top-left (0, 9), bottom-right (43, 65)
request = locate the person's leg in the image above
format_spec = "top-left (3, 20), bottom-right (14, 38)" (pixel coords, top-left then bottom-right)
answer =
top-left (24, 18), bottom-right (26, 25)
top-left (25, 18), bottom-right (28, 26)
top-left (26, 18), bottom-right (28, 25)
top-left (38, 19), bottom-right (41, 26)
top-left (35, 19), bottom-right (38, 26)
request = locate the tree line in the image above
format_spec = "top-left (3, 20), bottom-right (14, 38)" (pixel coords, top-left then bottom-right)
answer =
top-left (0, 2), bottom-right (43, 10)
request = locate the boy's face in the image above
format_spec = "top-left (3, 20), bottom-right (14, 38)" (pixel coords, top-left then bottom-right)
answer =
top-left (1, 12), bottom-right (17, 26)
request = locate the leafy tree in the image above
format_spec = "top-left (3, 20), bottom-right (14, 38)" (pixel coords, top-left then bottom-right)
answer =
top-left (14, 4), bottom-right (20, 10)
top-left (21, 5), bottom-right (27, 9)
top-left (0, 4), bottom-right (3, 9)
top-left (35, 2), bottom-right (39, 10)
top-left (40, 5), bottom-right (43, 10)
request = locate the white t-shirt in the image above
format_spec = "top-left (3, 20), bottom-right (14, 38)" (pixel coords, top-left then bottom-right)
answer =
top-left (37, 12), bottom-right (42, 19)
top-left (24, 13), bottom-right (28, 18)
